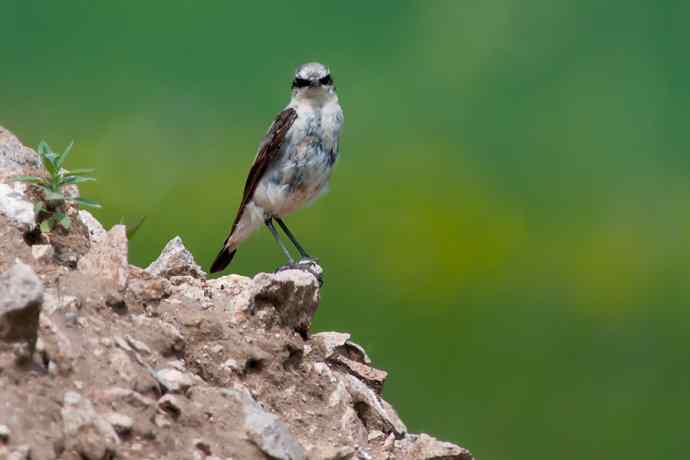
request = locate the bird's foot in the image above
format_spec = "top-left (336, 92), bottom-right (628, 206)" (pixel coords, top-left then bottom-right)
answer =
top-left (276, 258), bottom-right (324, 287)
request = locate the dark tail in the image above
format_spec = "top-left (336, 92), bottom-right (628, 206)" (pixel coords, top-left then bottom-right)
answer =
top-left (209, 246), bottom-right (237, 273)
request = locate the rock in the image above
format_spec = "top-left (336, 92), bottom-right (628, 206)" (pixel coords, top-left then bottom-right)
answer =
top-left (108, 348), bottom-right (158, 394)
top-left (61, 391), bottom-right (119, 460)
top-left (312, 331), bottom-right (351, 357)
top-left (125, 335), bottom-right (152, 355)
top-left (251, 267), bottom-right (321, 335)
top-left (39, 315), bottom-right (75, 375)
top-left (145, 236), bottom-right (206, 279)
top-left (308, 445), bottom-right (356, 460)
top-left (225, 388), bottom-right (306, 460)
top-left (77, 224), bottom-right (128, 291)
top-left (154, 368), bottom-right (195, 394)
top-left (105, 412), bottom-right (133, 436)
top-left (396, 433), bottom-right (474, 460)
top-left (368, 430), bottom-right (384, 442)
top-left (193, 438), bottom-right (212, 456)
top-left (344, 340), bottom-right (372, 365)
top-left (79, 210), bottom-right (107, 244)
top-left (126, 265), bottom-right (171, 304)
top-left (158, 321), bottom-right (185, 354)
top-left (339, 373), bottom-right (406, 437)
top-left (6, 445), bottom-right (31, 460)
top-left (157, 394), bottom-right (183, 419)
top-left (100, 387), bottom-right (155, 409)
top-left (153, 412), bottom-right (173, 428)
top-left (0, 261), bottom-right (43, 354)
top-left (0, 127), bottom-right (41, 173)
top-left (329, 355), bottom-right (388, 394)
top-left (311, 332), bottom-right (375, 368)
top-left (113, 335), bottom-right (133, 352)
top-left (0, 182), bottom-right (35, 228)
top-left (43, 289), bottom-right (80, 315)
top-left (0, 424), bottom-right (9, 443)
top-left (222, 358), bottom-right (241, 373)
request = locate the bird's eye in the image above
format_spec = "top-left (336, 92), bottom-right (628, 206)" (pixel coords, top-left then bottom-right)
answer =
top-left (319, 75), bottom-right (333, 85)
top-left (292, 78), bottom-right (310, 88)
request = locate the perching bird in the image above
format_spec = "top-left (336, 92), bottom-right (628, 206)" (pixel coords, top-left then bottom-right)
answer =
top-left (209, 62), bottom-right (344, 273)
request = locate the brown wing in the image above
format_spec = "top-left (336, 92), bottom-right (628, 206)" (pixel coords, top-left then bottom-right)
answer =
top-left (209, 108), bottom-right (298, 273)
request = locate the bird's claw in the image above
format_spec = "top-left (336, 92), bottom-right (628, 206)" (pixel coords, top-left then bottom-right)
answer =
top-left (276, 259), bottom-right (324, 287)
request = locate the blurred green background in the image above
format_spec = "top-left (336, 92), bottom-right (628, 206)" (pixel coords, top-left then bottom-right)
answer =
top-left (2, 1), bottom-right (689, 458)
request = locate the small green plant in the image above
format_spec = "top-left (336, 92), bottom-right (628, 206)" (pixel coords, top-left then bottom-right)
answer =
top-left (14, 141), bottom-right (101, 233)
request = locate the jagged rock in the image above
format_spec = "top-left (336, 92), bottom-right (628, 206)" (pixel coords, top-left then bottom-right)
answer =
top-left (329, 355), bottom-right (388, 394)
top-left (5, 445), bottom-right (31, 460)
top-left (311, 331), bottom-right (373, 365)
top-left (251, 268), bottom-right (321, 335)
top-left (99, 388), bottom-right (155, 410)
top-left (193, 438), bottom-right (212, 456)
top-left (39, 315), bottom-right (76, 375)
top-left (43, 288), bottom-right (80, 315)
top-left (31, 244), bottom-right (54, 263)
top-left (312, 331), bottom-right (351, 357)
top-left (396, 433), bottom-right (474, 460)
top-left (105, 412), bottom-right (133, 436)
top-left (125, 335), bottom-right (152, 355)
top-left (343, 340), bottom-right (371, 365)
top-left (225, 388), bottom-right (306, 460)
top-left (0, 261), bottom-right (43, 355)
top-left (157, 394), bottom-right (183, 418)
top-left (77, 224), bottom-right (128, 291)
top-left (145, 236), bottom-right (206, 279)
top-left (107, 348), bottom-right (158, 394)
top-left (61, 391), bottom-right (119, 460)
top-left (79, 210), bottom-right (107, 244)
top-left (339, 373), bottom-right (406, 437)
top-left (308, 445), bottom-right (356, 460)
top-left (154, 368), bottom-right (195, 394)
top-left (126, 265), bottom-right (171, 304)
top-left (0, 424), bottom-right (9, 443)
top-left (0, 138), bottom-right (474, 460)
top-left (0, 182), bottom-right (35, 228)
top-left (0, 127), bottom-right (41, 173)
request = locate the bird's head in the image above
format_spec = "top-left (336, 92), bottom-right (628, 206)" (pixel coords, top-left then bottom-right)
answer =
top-left (291, 62), bottom-right (336, 102)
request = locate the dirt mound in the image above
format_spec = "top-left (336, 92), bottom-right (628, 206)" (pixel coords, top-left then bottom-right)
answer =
top-left (0, 126), bottom-right (474, 460)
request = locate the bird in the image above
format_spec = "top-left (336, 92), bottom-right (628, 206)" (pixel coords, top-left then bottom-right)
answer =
top-left (209, 62), bottom-right (344, 274)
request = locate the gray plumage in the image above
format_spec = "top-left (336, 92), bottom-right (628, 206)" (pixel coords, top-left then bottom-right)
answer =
top-left (210, 62), bottom-right (344, 272)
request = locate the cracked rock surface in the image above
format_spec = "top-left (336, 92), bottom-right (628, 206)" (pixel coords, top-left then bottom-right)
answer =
top-left (0, 126), bottom-right (474, 460)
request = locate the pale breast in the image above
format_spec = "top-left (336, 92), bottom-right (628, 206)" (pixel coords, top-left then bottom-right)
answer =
top-left (253, 99), bottom-right (343, 217)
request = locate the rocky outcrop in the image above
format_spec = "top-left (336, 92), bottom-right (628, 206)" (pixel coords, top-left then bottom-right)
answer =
top-left (0, 126), bottom-right (474, 460)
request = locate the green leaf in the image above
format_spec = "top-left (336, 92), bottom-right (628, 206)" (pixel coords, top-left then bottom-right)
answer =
top-left (39, 219), bottom-right (53, 234)
top-left (34, 201), bottom-right (46, 213)
top-left (40, 187), bottom-right (65, 201)
top-left (61, 176), bottom-right (96, 185)
top-left (68, 197), bottom-right (102, 208)
top-left (126, 216), bottom-right (147, 239)
top-left (59, 214), bottom-right (71, 230)
top-left (37, 141), bottom-right (50, 156)
top-left (64, 168), bottom-right (95, 175)
top-left (56, 140), bottom-right (74, 168)
top-left (42, 157), bottom-right (57, 176)
top-left (13, 175), bottom-right (45, 184)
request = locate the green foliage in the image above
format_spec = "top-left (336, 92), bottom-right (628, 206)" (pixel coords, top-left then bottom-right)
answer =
top-left (14, 141), bottom-right (101, 233)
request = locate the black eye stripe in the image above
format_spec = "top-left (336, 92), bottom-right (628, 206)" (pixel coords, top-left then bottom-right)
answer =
top-left (319, 75), bottom-right (333, 85)
top-left (292, 78), bottom-right (310, 88)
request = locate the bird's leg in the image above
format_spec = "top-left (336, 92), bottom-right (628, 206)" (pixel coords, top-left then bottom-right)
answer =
top-left (274, 217), bottom-right (313, 261)
top-left (265, 218), bottom-right (294, 264)
top-left (271, 217), bottom-right (323, 286)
